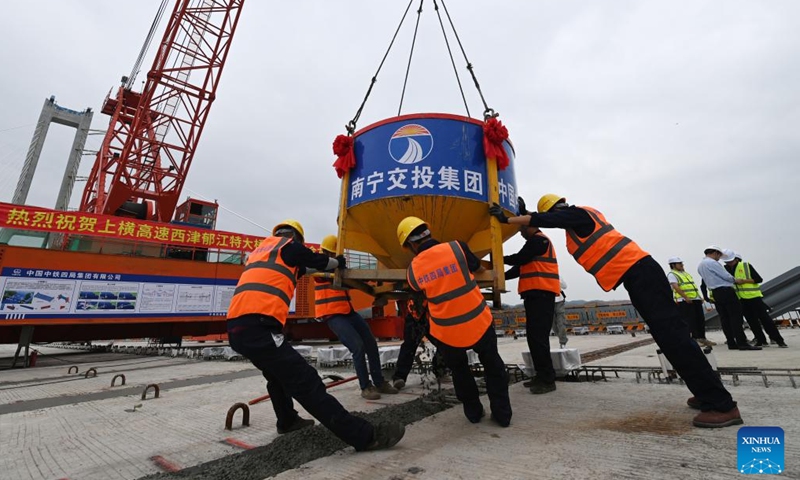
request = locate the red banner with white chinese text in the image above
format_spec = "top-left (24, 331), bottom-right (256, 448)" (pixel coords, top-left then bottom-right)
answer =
top-left (0, 202), bottom-right (265, 251)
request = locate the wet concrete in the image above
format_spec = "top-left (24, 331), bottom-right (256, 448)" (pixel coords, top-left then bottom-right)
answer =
top-left (138, 391), bottom-right (456, 480)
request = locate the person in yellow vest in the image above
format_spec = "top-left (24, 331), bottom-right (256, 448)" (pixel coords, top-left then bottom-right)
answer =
top-left (398, 216), bottom-right (512, 427)
top-left (227, 220), bottom-right (404, 451)
top-left (502, 197), bottom-right (561, 394)
top-left (667, 257), bottom-right (715, 347)
top-left (724, 252), bottom-right (787, 348)
top-left (490, 195), bottom-right (743, 428)
top-left (316, 235), bottom-right (400, 399)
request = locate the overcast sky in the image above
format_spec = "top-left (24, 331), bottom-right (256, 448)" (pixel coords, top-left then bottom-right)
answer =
top-left (1, 1), bottom-right (799, 303)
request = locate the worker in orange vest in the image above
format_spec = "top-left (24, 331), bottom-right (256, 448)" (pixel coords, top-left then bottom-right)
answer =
top-left (227, 220), bottom-right (404, 451)
top-left (316, 235), bottom-right (399, 400)
top-left (502, 197), bottom-right (561, 394)
top-left (398, 216), bottom-right (512, 427)
top-left (490, 196), bottom-right (743, 428)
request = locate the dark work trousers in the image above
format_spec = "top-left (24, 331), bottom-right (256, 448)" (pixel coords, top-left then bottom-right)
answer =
top-left (393, 314), bottom-right (444, 382)
top-left (623, 257), bottom-right (736, 412)
top-left (326, 311), bottom-right (385, 390)
top-left (741, 301), bottom-right (768, 344)
top-left (522, 291), bottom-right (557, 383)
top-left (712, 287), bottom-right (750, 347)
top-left (677, 300), bottom-right (707, 340)
top-left (436, 325), bottom-right (512, 425)
top-left (742, 298), bottom-right (784, 343)
top-left (227, 314), bottom-right (374, 450)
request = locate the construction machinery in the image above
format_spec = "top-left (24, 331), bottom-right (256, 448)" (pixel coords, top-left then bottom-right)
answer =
top-left (1, 0), bottom-right (521, 365)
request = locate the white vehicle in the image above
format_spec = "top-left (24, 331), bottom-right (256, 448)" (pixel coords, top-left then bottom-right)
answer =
top-left (606, 325), bottom-right (625, 335)
top-left (572, 326), bottom-right (590, 335)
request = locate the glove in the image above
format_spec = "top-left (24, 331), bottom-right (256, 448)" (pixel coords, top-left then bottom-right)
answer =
top-left (335, 254), bottom-right (347, 270)
top-left (517, 196), bottom-right (528, 216)
top-left (488, 203), bottom-right (509, 223)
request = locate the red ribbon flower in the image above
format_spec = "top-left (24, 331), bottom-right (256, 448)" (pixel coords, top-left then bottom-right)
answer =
top-left (332, 134), bottom-right (356, 179)
top-left (482, 117), bottom-right (510, 170)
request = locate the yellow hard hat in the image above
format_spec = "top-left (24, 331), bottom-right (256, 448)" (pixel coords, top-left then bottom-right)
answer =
top-left (397, 216), bottom-right (428, 246)
top-left (273, 219), bottom-right (305, 239)
top-left (321, 234), bottom-right (337, 253)
top-left (537, 193), bottom-right (566, 213)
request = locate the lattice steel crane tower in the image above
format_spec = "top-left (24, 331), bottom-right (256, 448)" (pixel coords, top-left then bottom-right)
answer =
top-left (80, 0), bottom-right (245, 222)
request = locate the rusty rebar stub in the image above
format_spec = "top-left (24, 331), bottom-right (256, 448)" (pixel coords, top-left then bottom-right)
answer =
top-left (111, 374), bottom-right (126, 387)
top-left (141, 384), bottom-right (160, 400)
top-left (68, 366), bottom-right (79, 374)
top-left (225, 403), bottom-right (250, 431)
top-left (84, 368), bottom-right (97, 378)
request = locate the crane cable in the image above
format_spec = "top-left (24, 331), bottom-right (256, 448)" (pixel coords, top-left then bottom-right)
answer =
top-left (345, 0), bottom-right (497, 134)
top-left (126, 0), bottom-right (170, 90)
top-left (437, 0), bottom-right (496, 119)
top-left (345, 0), bottom-right (416, 135)
top-left (397, 0), bottom-right (425, 117)
top-left (432, 0), bottom-right (470, 118)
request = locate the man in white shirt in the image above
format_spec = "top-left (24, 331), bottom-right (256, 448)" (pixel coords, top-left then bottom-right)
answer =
top-left (696, 246), bottom-right (760, 351)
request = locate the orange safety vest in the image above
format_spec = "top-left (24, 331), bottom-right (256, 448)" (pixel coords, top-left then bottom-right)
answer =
top-left (519, 231), bottom-right (561, 295)
top-left (407, 241), bottom-right (492, 348)
top-left (314, 278), bottom-right (352, 317)
top-left (566, 206), bottom-right (649, 292)
top-left (227, 237), bottom-right (298, 324)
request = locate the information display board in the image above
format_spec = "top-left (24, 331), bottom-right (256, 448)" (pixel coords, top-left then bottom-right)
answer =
top-left (1, 267), bottom-right (236, 320)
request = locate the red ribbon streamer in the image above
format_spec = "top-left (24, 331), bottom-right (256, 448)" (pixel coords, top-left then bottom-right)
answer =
top-left (483, 117), bottom-right (510, 171)
top-left (332, 134), bottom-right (356, 178)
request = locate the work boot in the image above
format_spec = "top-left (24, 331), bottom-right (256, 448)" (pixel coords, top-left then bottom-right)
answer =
top-left (464, 402), bottom-right (485, 424)
top-left (392, 378), bottom-right (406, 390)
top-left (277, 416), bottom-right (315, 435)
top-left (361, 385), bottom-right (381, 400)
top-left (686, 397), bottom-right (702, 410)
top-left (490, 413), bottom-right (511, 428)
top-left (361, 422), bottom-right (406, 451)
top-left (737, 344), bottom-right (762, 351)
top-left (377, 381), bottom-right (399, 394)
top-left (777, 341), bottom-right (788, 348)
top-left (529, 377), bottom-right (556, 394)
top-left (692, 405), bottom-right (743, 428)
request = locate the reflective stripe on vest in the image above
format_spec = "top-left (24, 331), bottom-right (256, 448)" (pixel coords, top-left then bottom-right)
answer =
top-left (735, 261), bottom-right (762, 299)
top-left (565, 206), bottom-right (649, 292)
top-left (314, 278), bottom-right (352, 317)
top-left (407, 241), bottom-right (492, 348)
top-left (519, 231), bottom-right (560, 295)
top-left (227, 237), bottom-right (298, 324)
top-left (670, 270), bottom-right (699, 301)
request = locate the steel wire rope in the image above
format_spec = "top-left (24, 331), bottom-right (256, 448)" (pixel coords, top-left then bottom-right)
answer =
top-left (183, 187), bottom-right (269, 231)
top-left (432, 0), bottom-right (470, 118)
top-left (0, 123), bottom-right (35, 135)
top-left (397, 0), bottom-right (426, 117)
top-left (345, 0), bottom-right (416, 134)
top-left (439, 0), bottom-right (495, 118)
top-left (126, 0), bottom-right (170, 89)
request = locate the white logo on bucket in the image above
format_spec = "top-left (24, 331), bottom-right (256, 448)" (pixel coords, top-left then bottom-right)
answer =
top-left (388, 124), bottom-right (434, 164)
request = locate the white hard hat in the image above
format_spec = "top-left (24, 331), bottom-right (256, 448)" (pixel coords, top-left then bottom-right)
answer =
top-left (720, 249), bottom-right (736, 262)
top-left (704, 245), bottom-right (722, 254)
top-left (735, 252), bottom-right (743, 260)
top-left (667, 257), bottom-right (683, 264)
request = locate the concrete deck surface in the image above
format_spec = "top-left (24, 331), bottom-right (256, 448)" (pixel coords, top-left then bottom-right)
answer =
top-left (0, 329), bottom-right (797, 480)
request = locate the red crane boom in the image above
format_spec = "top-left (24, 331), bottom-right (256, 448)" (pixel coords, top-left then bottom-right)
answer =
top-left (80, 0), bottom-right (244, 222)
